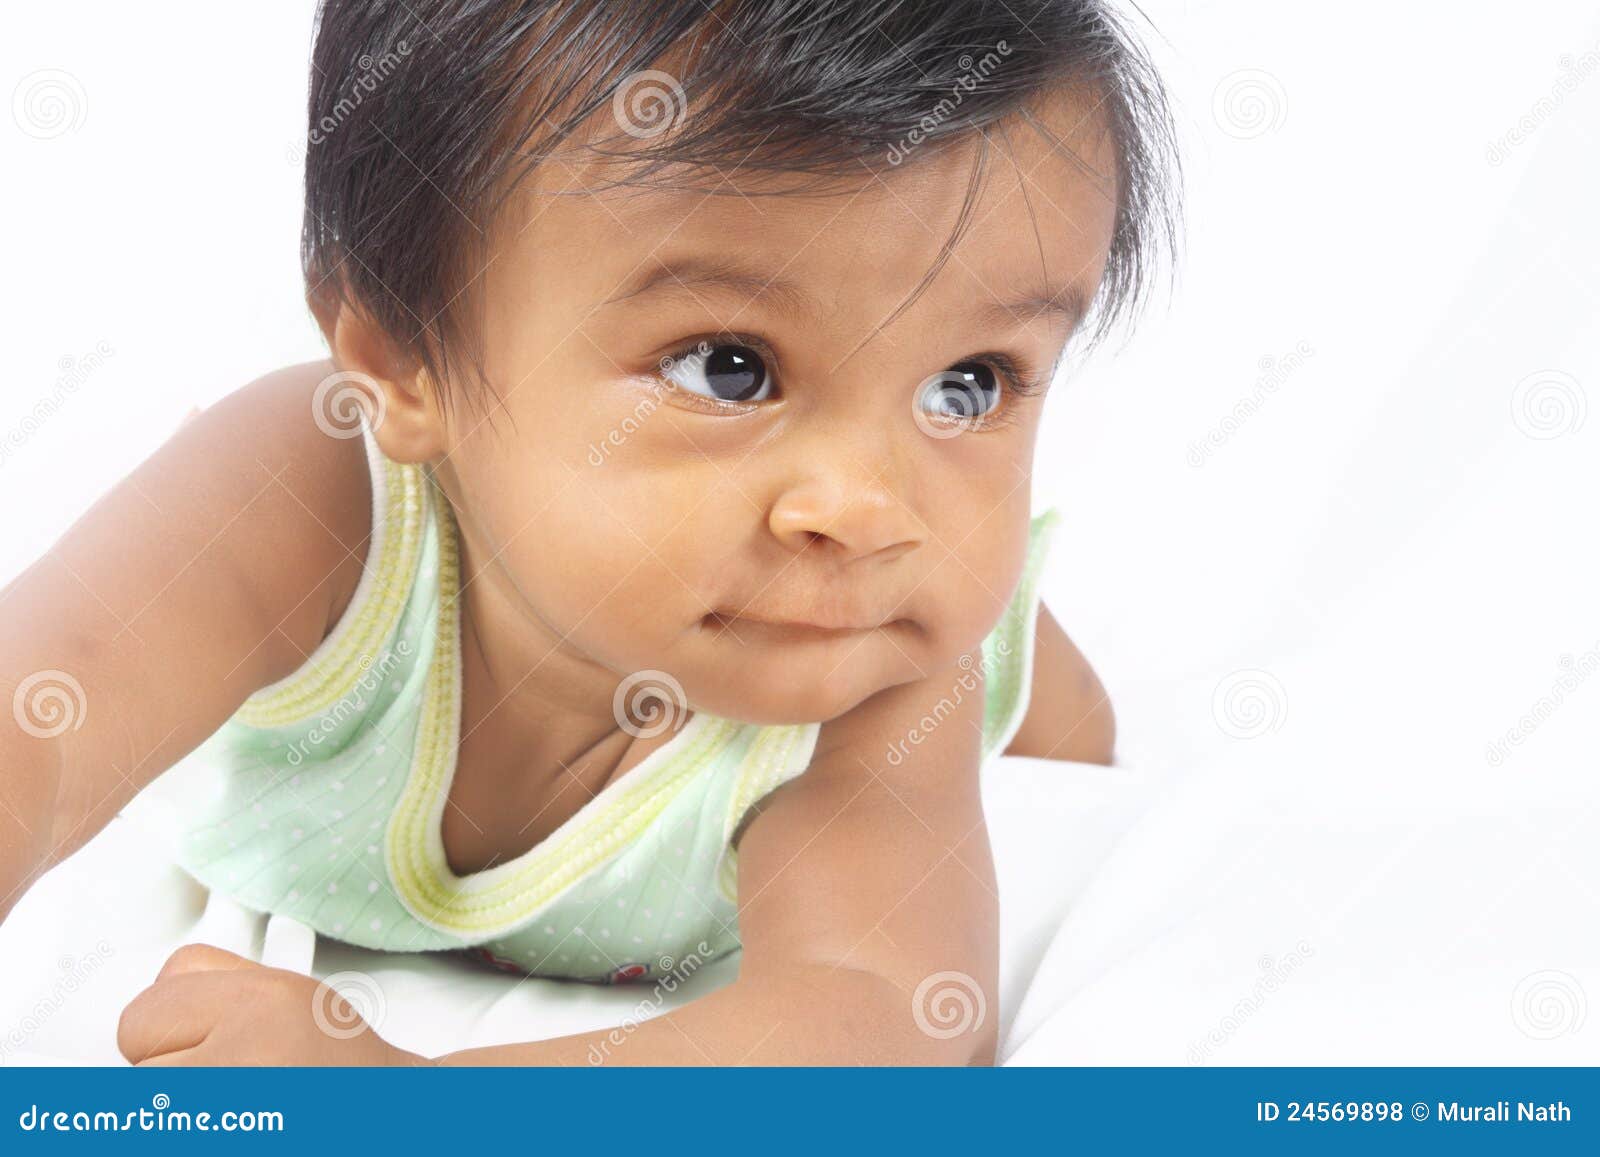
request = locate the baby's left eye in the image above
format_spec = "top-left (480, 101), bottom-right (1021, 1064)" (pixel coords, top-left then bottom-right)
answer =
top-left (917, 361), bottom-right (1002, 420)
top-left (662, 342), bottom-right (773, 402)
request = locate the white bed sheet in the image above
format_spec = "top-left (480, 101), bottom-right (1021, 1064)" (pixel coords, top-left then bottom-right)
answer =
top-left (0, 755), bottom-right (1153, 1066)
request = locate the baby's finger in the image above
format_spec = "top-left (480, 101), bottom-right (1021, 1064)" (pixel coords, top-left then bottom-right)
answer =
top-left (157, 942), bottom-right (258, 980)
top-left (116, 969), bottom-right (251, 1065)
top-left (135, 1045), bottom-right (209, 1067)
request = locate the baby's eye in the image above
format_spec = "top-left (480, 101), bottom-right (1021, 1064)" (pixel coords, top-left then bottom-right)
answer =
top-left (917, 361), bottom-right (1001, 420)
top-left (662, 342), bottom-right (773, 402)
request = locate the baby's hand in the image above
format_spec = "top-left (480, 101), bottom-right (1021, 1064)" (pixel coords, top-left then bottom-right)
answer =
top-left (117, 944), bottom-right (429, 1067)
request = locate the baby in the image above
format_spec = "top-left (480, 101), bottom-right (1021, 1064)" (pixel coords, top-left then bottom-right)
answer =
top-left (0, 0), bottom-right (1177, 1065)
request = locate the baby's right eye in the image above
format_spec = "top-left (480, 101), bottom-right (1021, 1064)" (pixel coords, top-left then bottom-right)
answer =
top-left (662, 342), bottom-right (773, 403)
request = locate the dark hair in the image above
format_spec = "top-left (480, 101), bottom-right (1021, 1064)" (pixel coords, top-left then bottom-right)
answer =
top-left (302, 0), bottom-right (1181, 410)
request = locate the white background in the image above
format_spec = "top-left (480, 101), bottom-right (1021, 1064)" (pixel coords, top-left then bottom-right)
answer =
top-left (3, 2), bottom-right (1597, 1062)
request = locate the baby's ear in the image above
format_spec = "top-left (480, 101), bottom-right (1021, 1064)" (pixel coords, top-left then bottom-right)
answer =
top-left (316, 296), bottom-right (446, 463)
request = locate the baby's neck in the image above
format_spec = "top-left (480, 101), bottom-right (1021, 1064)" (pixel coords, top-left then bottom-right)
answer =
top-left (438, 501), bottom-right (693, 873)
top-left (453, 539), bottom-right (624, 766)
top-left (442, 603), bottom-right (609, 874)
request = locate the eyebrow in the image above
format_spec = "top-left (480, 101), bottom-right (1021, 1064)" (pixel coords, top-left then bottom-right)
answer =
top-left (975, 283), bottom-right (1091, 330)
top-left (601, 257), bottom-right (818, 317)
top-left (601, 255), bottom-right (1090, 332)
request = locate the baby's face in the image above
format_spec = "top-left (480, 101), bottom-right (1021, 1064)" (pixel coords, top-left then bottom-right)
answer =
top-left (432, 95), bottom-right (1116, 725)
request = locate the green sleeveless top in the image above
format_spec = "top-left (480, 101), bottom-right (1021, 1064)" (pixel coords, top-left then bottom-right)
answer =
top-left (171, 426), bottom-right (1060, 984)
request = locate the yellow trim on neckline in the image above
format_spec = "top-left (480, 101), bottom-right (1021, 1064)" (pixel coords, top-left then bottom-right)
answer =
top-left (237, 428), bottom-right (424, 728)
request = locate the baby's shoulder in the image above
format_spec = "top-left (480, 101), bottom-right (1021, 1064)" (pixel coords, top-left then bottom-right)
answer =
top-left (223, 358), bottom-right (373, 526)
top-left (172, 359), bottom-right (375, 645)
top-left (9, 359), bottom-right (382, 794)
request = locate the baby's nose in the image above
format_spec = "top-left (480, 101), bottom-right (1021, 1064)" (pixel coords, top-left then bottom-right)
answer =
top-left (767, 478), bottom-right (925, 562)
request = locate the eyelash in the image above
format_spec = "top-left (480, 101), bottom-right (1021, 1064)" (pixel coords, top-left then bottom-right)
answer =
top-left (653, 334), bottom-right (1051, 414)
top-left (972, 351), bottom-right (1053, 398)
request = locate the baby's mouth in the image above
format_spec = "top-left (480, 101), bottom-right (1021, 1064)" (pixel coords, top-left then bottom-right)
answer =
top-left (701, 610), bottom-right (910, 642)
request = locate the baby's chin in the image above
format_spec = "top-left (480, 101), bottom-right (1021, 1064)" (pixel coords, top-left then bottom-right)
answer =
top-left (669, 631), bottom-right (924, 727)
top-left (686, 684), bottom-right (877, 728)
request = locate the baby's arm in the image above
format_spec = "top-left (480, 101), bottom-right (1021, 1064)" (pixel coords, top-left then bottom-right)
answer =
top-left (117, 651), bottom-right (999, 1067)
top-left (439, 653), bottom-right (998, 1066)
top-left (0, 362), bottom-right (369, 924)
top-left (1004, 604), bottom-right (1116, 764)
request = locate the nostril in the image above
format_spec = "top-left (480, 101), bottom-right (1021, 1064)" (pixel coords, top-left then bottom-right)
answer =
top-left (778, 527), bottom-right (830, 553)
top-left (867, 539), bottom-right (920, 565)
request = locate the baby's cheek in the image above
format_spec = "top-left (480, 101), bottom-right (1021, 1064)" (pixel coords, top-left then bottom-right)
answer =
top-left (936, 531), bottom-right (1031, 653)
top-left (539, 529), bottom-right (666, 631)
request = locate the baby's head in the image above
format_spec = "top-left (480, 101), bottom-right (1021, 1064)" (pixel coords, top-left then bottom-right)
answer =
top-left (302, 0), bottom-right (1178, 725)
